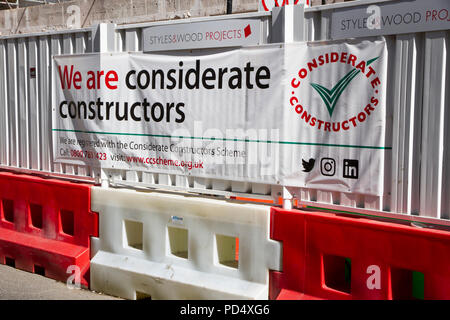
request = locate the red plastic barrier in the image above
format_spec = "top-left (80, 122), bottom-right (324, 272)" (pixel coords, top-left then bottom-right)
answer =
top-left (0, 171), bottom-right (98, 288)
top-left (270, 207), bottom-right (450, 300)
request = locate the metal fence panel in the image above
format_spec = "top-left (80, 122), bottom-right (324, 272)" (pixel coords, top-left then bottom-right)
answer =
top-left (303, 3), bottom-right (449, 221)
top-left (0, 30), bottom-right (94, 181)
top-left (0, 7), bottom-right (448, 224)
top-left (0, 41), bottom-right (8, 166)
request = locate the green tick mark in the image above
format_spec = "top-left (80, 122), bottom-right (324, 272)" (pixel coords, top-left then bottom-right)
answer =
top-left (310, 57), bottom-right (379, 117)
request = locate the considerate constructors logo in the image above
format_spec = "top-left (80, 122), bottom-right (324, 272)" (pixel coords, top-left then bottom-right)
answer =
top-left (289, 51), bottom-right (382, 132)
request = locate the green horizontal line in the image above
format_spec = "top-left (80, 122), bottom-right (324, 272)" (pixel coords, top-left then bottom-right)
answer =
top-left (52, 128), bottom-right (392, 150)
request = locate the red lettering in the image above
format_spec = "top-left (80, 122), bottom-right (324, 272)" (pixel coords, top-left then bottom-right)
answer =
top-left (364, 103), bottom-right (375, 115)
top-left (290, 96), bottom-right (298, 106)
top-left (348, 54), bottom-right (357, 67)
top-left (331, 52), bottom-right (339, 63)
top-left (298, 68), bottom-right (308, 79)
top-left (332, 122), bottom-right (340, 132)
top-left (438, 9), bottom-right (448, 21)
top-left (85, 69), bottom-right (118, 90)
top-left (58, 65), bottom-right (77, 89)
top-left (105, 70), bottom-right (118, 90)
top-left (358, 112), bottom-right (366, 122)
top-left (371, 77), bottom-right (381, 88)
top-left (301, 110), bottom-right (311, 123)
top-left (291, 78), bottom-right (300, 88)
top-left (73, 71), bottom-right (82, 89)
top-left (366, 66), bottom-right (376, 78)
top-left (432, 9), bottom-right (438, 21)
top-left (342, 120), bottom-right (350, 130)
top-left (356, 61), bottom-right (366, 73)
top-left (87, 71), bottom-right (95, 89)
top-left (371, 96), bottom-right (379, 106)
top-left (317, 119), bottom-right (324, 130)
top-left (96, 70), bottom-right (104, 89)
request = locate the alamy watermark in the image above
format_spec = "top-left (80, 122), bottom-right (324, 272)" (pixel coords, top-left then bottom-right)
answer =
top-left (66, 265), bottom-right (81, 289)
top-left (367, 5), bottom-right (382, 30)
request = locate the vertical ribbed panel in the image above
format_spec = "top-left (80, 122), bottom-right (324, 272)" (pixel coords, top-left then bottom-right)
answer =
top-left (0, 31), bottom-right (91, 177)
top-left (440, 32), bottom-right (450, 220)
top-left (304, 9), bottom-right (449, 220)
top-left (7, 40), bottom-right (18, 168)
top-left (28, 37), bottom-right (40, 171)
top-left (420, 31), bottom-right (447, 219)
top-left (0, 41), bottom-right (8, 166)
top-left (38, 36), bottom-right (51, 172)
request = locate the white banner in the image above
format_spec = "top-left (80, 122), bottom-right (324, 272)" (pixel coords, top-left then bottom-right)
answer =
top-left (283, 40), bottom-right (387, 196)
top-left (52, 40), bottom-right (387, 196)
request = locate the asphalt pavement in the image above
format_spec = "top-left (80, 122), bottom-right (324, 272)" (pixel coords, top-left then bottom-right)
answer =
top-left (0, 264), bottom-right (120, 300)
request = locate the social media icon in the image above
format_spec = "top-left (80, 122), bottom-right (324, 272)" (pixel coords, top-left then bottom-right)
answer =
top-left (343, 159), bottom-right (359, 179)
top-left (302, 158), bottom-right (315, 173)
top-left (320, 158), bottom-right (336, 176)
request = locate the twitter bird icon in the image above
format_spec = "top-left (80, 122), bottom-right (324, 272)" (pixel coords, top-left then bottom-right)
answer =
top-left (302, 158), bottom-right (315, 172)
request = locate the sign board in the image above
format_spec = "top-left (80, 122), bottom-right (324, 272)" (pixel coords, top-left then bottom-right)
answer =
top-left (331, 0), bottom-right (450, 40)
top-left (142, 19), bottom-right (261, 52)
top-left (52, 40), bottom-right (388, 196)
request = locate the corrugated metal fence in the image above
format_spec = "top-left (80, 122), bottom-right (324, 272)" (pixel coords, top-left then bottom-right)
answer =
top-left (0, 3), bottom-right (449, 224)
top-left (302, 1), bottom-right (449, 221)
top-left (0, 29), bottom-right (94, 180)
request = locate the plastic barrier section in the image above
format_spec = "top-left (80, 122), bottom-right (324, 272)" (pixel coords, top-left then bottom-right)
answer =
top-left (0, 171), bottom-right (98, 288)
top-left (270, 207), bottom-right (450, 300)
top-left (90, 187), bottom-right (282, 300)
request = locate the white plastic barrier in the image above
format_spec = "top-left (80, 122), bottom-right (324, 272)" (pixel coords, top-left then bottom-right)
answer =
top-left (90, 187), bottom-right (282, 300)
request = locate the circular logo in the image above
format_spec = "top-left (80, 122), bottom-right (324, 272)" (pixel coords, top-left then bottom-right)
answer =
top-left (289, 51), bottom-right (382, 132)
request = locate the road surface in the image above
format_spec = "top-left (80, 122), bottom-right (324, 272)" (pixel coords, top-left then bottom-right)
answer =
top-left (0, 264), bottom-right (120, 300)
